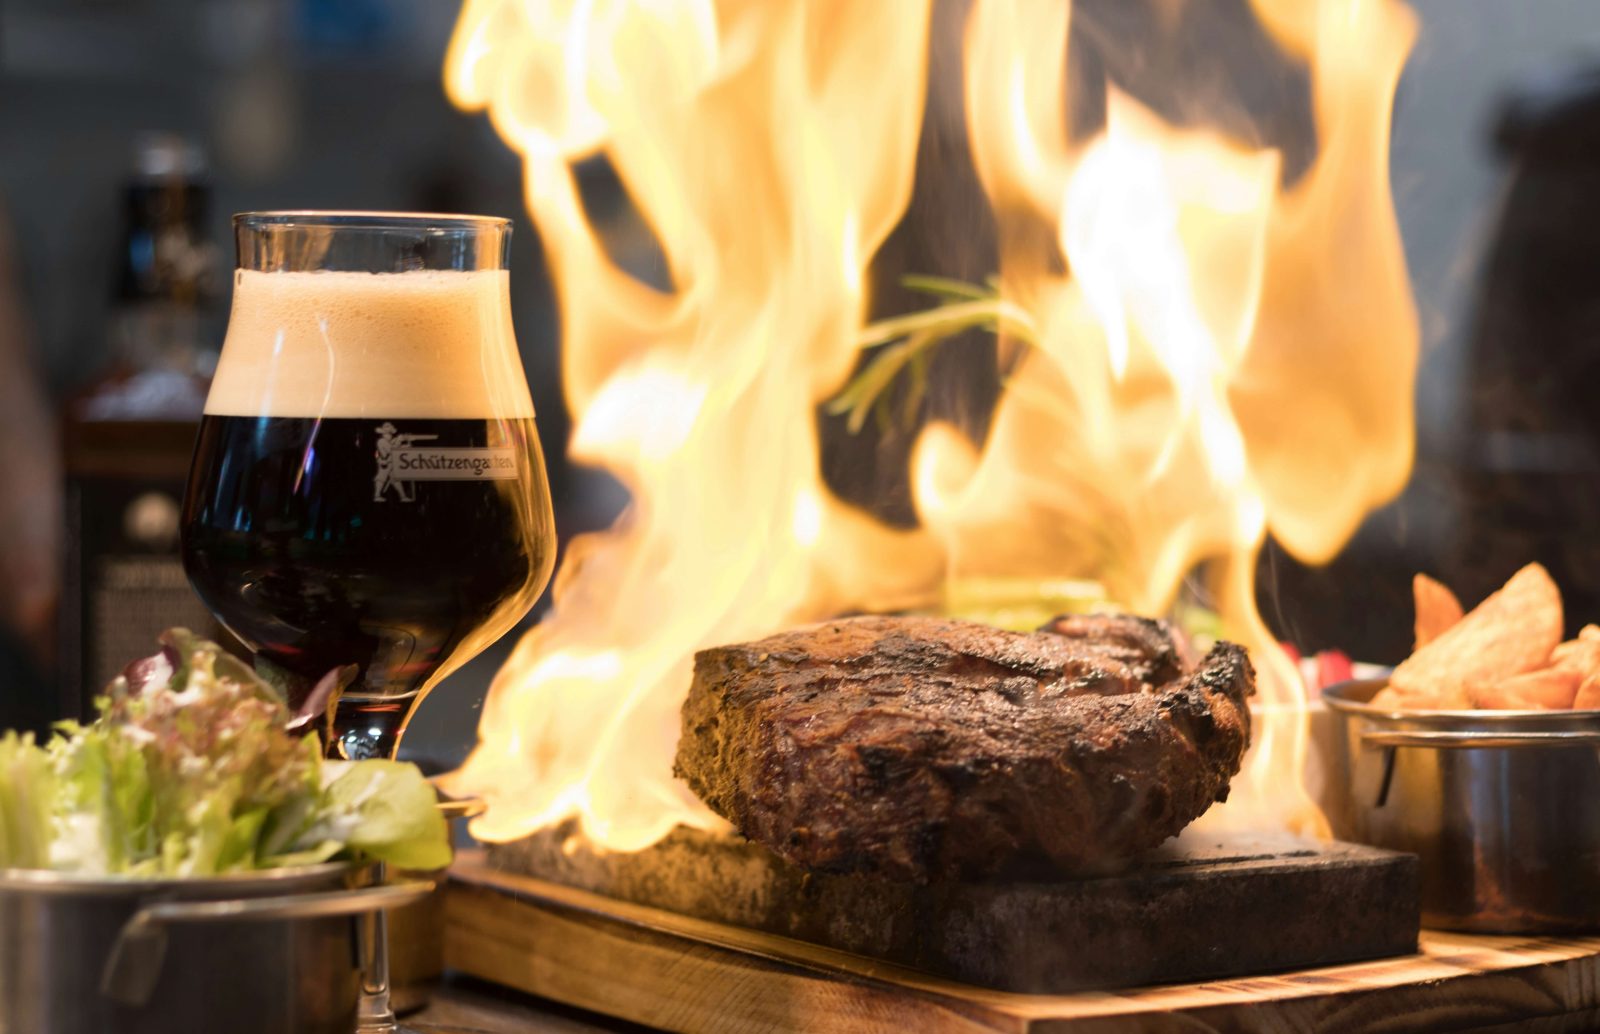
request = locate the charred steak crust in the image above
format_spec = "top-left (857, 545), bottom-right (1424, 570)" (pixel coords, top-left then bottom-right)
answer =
top-left (674, 615), bottom-right (1253, 882)
top-left (1039, 612), bottom-right (1195, 686)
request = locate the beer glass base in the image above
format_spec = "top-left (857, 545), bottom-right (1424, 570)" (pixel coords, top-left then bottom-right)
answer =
top-left (355, 1009), bottom-right (399, 1033)
top-left (359, 1016), bottom-right (486, 1033)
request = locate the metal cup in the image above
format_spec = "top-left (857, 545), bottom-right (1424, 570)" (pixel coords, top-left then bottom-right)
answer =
top-left (0, 862), bottom-right (431, 1034)
top-left (1324, 678), bottom-right (1600, 932)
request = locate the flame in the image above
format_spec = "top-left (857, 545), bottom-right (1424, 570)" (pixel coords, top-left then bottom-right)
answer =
top-left (442, 0), bottom-right (938, 848)
top-left (444, 0), bottom-right (1418, 847)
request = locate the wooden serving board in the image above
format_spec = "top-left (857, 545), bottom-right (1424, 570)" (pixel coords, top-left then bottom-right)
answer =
top-left (446, 854), bottom-right (1600, 1033)
top-left (483, 825), bottom-right (1419, 992)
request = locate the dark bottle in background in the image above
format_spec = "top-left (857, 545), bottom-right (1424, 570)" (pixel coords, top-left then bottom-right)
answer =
top-left (59, 135), bottom-right (223, 715)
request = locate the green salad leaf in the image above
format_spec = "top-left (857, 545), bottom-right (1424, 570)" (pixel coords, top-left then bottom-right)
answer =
top-left (1, 630), bottom-right (452, 877)
top-left (0, 731), bottom-right (53, 870)
top-left (317, 761), bottom-right (452, 871)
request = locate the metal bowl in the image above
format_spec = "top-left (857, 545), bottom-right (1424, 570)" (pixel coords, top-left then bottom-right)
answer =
top-left (1324, 678), bottom-right (1600, 932)
top-left (0, 862), bottom-right (431, 1034)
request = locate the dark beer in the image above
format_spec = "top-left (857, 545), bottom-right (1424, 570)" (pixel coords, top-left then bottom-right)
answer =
top-left (182, 414), bottom-right (553, 754)
top-left (181, 263), bottom-right (554, 758)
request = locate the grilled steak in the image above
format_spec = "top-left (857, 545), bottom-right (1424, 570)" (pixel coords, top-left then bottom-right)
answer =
top-left (1039, 612), bottom-right (1196, 685)
top-left (674, 614), bottom-right (1253, 881)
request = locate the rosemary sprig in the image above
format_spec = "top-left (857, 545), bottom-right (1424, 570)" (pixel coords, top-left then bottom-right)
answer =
top-left (900, 273), bottom-right (995, 301)
top-left (828, 275), bottom-right (1037, 434)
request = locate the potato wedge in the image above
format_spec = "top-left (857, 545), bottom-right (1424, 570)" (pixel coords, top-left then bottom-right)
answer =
top-left (1576, 672), bottom-right (1600, 711)
top-left (1368, 686), bottom-right (1407, 710)
top-left (1390, 563), bottom-right (1562, 700)
top-left (1413, 573), bottom-right (1464, 650)
top-left (1466, 667), bottom-right (1580, 710)
top-left (1372, 682), bottom-right (1470, 711)
top-left (1552, 630), bottom-right (1600, 676)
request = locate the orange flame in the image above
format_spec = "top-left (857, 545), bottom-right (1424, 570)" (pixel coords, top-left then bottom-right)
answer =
top-left (443, 0), bottom-right (1418, 847)
top-left (442, 0), bottom-right (938, 848)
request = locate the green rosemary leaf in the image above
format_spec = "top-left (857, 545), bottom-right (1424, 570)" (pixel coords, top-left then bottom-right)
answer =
top-left (831, 275), bottom-right (1041, 436)
top-left (903, 349), bottom-right (932, 427)
top-left (839, 329), bottom-right (939, 433)
top-left (856, 299), bottom-right (996, 349)
top-left (900, 274), bottom-right (992, 301)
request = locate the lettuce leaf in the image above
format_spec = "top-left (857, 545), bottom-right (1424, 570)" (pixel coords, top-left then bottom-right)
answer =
top-left (1, 630), bottom-right (453, 876)
top-left (0, 732), bottom-right (53, 870)
top-left (259, 839), bottom-right (344, 869)
top-left (314, 761), bottom-right (452, 871)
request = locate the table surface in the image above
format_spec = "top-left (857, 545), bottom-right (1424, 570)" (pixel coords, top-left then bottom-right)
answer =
top-left (411, 974), bottom-right (652, 1033)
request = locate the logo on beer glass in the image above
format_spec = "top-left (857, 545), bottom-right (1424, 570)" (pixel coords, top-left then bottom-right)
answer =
top-left (373, 422), bottom-right (518, 502)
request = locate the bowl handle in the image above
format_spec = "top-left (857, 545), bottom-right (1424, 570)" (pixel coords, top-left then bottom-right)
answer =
top-left (100, 879), bottom-right (435, 1007)
top-left (1361, 729), bottom-right (1600, 750)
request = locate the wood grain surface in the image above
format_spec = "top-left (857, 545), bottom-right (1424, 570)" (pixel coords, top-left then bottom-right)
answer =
top-left (484, 824), bottom-right (1420, 993)
top-left (446, 852), bottom-right (1600, 1033)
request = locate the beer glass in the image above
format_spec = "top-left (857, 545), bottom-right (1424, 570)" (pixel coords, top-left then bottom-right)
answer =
top-left (180, 212), bottom-right (556, 1033)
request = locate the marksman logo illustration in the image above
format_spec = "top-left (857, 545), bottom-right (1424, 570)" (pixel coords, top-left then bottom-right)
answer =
top-left (374, 422), bottom-right (520, 502)
top-left (373, 422), bottom-right (437, 502)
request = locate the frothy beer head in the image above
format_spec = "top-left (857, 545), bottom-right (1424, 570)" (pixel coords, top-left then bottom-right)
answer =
top-left (207, 270), bottom-right (535, 419)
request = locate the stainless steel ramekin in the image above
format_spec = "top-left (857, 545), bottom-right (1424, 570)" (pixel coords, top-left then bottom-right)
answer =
top-left (1324, 678), bottom-right (1600, 932)
top-left (0, 862), bottom-right (431, 1034)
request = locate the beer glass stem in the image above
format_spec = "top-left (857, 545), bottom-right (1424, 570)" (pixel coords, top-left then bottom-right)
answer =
top-left (331, 696), bottom-right (409, 760)
top-left (356, 871), bottom-right (399, 1033)
top-left (342, 728), bottom-right (405, 1033)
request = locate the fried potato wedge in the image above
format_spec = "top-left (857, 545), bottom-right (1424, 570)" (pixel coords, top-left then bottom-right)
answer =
top-left (1400, 684), bottom-right (1471, 710)
top-left (1413, 573), bottom-right (1464, 650)
top-left (1389, 563), bottom-right (1562, 700)
top-left (1576, 673), bottom-right (1600, 711)
top-left (1373, 682), bottom-right (1470, 710)
top-left (1466, 667), bottom-right (1580, 710)
top-left (1552, 628), bottom-right (1600, 676)
top-left (1368, 686), bottom-right (1407, 710)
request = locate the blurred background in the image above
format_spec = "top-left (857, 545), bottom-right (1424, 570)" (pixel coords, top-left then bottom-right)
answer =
top-left (0, 0), bottom-right (1598, 765)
